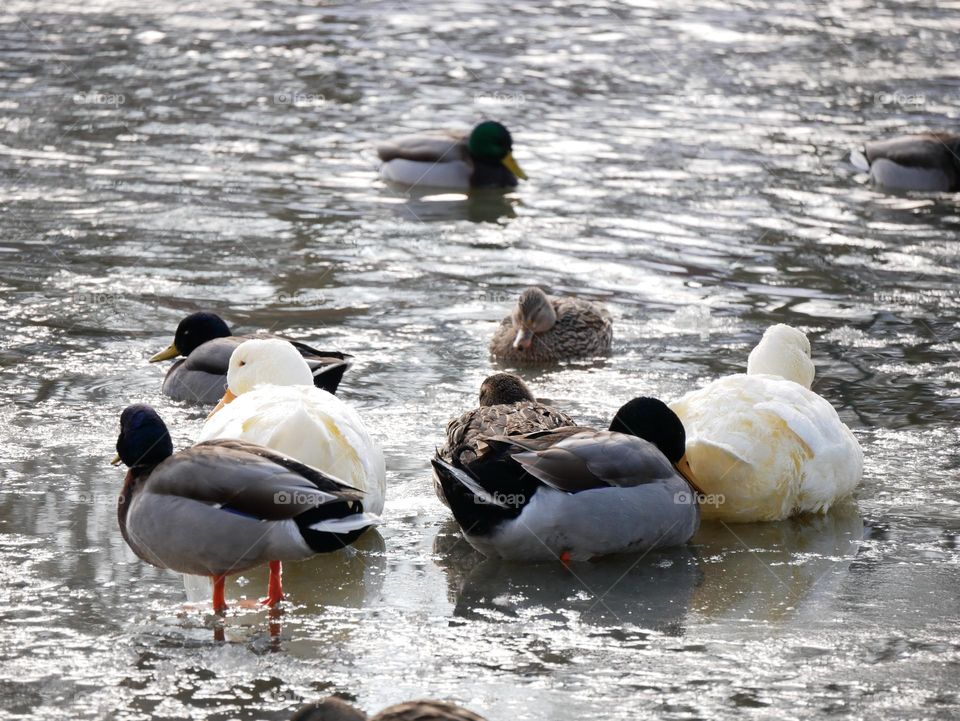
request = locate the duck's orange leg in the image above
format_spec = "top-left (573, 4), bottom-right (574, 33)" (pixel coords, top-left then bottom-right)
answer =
top-left (260, 560), bottom-right (284, 607)
top-left (212, 574), bottom-right (228, 613)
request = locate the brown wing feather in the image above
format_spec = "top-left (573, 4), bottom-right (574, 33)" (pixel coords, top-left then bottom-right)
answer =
top-left (371, 700), bottom-right (488, 721)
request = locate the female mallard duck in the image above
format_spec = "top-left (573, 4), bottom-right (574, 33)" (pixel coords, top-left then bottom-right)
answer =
top-left (149, 312), bottom-right (350, 404)
top-left (197, 338), bottom-right (386, 515)
top-left (435, 373), bottom-right (575, 506)
top-left (669, 324), bottom-right (863, 523)
top-left (113, 404), bottom-right (378, 611)
top-left (377, 120), bottom-right (527, 190)
top-left (290, 697), bottom-right (487, 721)
top-left (489, 287), bottom-right (613, 364)
top-left (432, 397), bottom-right (700, 561)
top-left (850, 132), bottom-right (960, 191)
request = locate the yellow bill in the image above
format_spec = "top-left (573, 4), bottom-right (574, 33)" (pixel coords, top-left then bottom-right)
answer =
top-left (501, 152), bottom-right (528, 180)
top-left (149, 343), bottom-right (179, 362)
top-left (207, 388), bottom-right (237, 419)
top-left (675, 454), bottom-right (704, 497)
top-left (110, 453), bottom-right (122, 466)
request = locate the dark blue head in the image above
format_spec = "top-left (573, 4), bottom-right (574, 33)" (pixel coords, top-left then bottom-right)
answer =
top-left (116, 404), bottom-right (173, 468)
top-left (609, 397), bottom-right (686, 464)
top-left (173, 312), bottom-right (231, 356)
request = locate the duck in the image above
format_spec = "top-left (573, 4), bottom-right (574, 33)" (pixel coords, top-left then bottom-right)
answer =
top-left (669, 323), bottom-right (863, 523)
top-left (290, 697), bottom-right (487, 721)
top-left (377, 120), bottom-right (527, 190)
top-left (850, 132), bottom-right (960, 192)
top-left (149, 311), bottom-right (351, 404)
top-left (431, 397), bottom-right (700, 561)
top-left (489, 287), bottom-right (612, 364)
top-left (112, 404), bottom-right (378, 611)
top-left (435, 373), bottom-right (575, 506)
top-left (196, 338), bottom-right (386, 515)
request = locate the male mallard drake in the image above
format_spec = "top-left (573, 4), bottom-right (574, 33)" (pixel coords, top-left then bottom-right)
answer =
top-left (435, 373), bottom-right (575, 506)
top-left (850, 132), bottom-right (960, 192)
top-left (432, 397), bottom-right (700, 561)
top-left (114, 404), bottom-right (377, 611)
top-left (290, 697), bottom-right (487, 721)
top-left (669, 324), bottom-right (863, 523)
top-left (197, 338), bottom-right (386, 514)
top-left (149, 312), bottom-right (350, 404)
top-left (377, 120), bottom-right (527, 190)
top-left (489, 287), bottom-right (613, 364)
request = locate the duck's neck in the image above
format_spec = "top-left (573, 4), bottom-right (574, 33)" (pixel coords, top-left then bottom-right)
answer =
top-left (117, 466), bottom-right (152, 547)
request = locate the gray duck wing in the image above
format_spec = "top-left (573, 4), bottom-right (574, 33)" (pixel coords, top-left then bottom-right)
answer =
top-left (865, 133), bottom-right (959, 169)
top-left (377, 131), bottom-right (469, 163)
top-left (441, 402), bottom-right (575, 463)
top-left (149, 439), bottom-right (363, 521)
top-left (502, 430), bottom-right (677, 493)
top-left (180, 336), bottom-right (242, 375)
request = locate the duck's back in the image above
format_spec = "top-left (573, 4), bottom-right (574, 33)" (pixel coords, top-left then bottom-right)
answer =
top-left (196, 385), bottom-right (385, 513)
top-left (671, 374), bottom-right (862, 521)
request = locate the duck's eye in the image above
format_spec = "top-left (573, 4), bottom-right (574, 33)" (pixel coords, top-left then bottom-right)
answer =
top-left (238, 361), bottom-right (246, 367)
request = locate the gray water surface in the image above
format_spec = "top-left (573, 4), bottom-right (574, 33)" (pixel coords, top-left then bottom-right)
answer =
top-left (1, 1), bottom-right (959, 719)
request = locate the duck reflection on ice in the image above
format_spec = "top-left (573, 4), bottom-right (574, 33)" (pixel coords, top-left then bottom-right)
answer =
top-left (434, 523), bottom-right (702, 635)
top-left (183, 530), bottom-right (387, 610)
top-left (691, 499), bottom-right (864, 622)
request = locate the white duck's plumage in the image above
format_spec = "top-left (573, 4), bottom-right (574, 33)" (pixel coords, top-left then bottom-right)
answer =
top-left (196, 339), bottom-right (386, 515)
top-left (670, 324), bottom-right (863, 522)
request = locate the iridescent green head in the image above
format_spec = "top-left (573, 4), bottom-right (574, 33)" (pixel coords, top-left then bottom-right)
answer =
top-left (468, 121), bottom-right (527, 180)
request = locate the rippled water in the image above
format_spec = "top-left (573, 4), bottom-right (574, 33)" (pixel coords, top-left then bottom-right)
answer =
top-left (1, 1), bottom-right (959, 719)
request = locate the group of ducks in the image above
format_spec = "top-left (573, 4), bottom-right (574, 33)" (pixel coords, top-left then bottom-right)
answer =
top-left (110, 118), bottom-right (888, 720)
top-left (115, 286), bottom-right (863, 614)
top-left (371, 118), bottom-right (960, 193)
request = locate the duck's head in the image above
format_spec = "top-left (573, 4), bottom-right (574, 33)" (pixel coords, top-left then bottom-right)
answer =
top-left (746, 323), bottom-right (814, 388)
top-left (510, 287), bottom-right (557, 351)
top-left (149, 311), bottom-right (231, 362)
top-left (609, 397), bottom-right (700, 492)
top-left (288, 698), bottom-right (366, 721)
top-left (113, 404), bottom-right (173, 468)
top-left (209, 338), bottom-right (313, 415)
top-left (469, 120), bottom-right (527, 181)
top-left (479, 372), bottom-right (536, 406)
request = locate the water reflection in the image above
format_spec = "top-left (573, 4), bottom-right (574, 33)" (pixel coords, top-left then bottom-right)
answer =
top-left (692, 500), bottom-right (864, 621)
top-left (435, 523), bottom-right (701, 634)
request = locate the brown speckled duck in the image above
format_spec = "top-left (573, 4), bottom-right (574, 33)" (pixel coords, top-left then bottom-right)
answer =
top-left (435, 373), bottom-right (574, 506)
top-left (290, 697), bottom-right (487, 721)
top-left (489, 287), bottom-right (612, 364)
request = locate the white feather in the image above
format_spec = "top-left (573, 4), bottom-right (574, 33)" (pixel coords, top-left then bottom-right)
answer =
top-left (309, 513), bottom-right (381, 533)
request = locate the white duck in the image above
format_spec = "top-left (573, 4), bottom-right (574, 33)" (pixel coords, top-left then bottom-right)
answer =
top-left (196, 338), bottom-right (386, 515)
top-left (669, 324), bottom-right (862, 522)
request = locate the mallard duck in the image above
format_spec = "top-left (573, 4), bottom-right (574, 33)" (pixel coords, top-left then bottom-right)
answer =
top-left (149, 312), bottom-right (350, 404)
top-left (290, 697), bottom-right (487, 721)
top-left (669, 324), bottom-right (863, 523)
top-left (435, 373), bottom-right (575, 506)
top-left (113, 404), bottom-right (378, 611)
top-left (489, 287), bottom-right (612, 364)
top-left (850, 132), bottom-right (960, 191)
top-left (377, 120), bottom-right (527, 190)
top-left (431, 397), bottom-right (700, 561)
top-left (197, 338), bottom-right (386, 514)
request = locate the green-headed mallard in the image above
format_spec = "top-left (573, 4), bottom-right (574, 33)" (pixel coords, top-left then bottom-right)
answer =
top-left (114, 404), bottom-right (377, 611)
top-left (432, 397), bottom-right (700, 561)
top-left (669, 324), bottom-right (863, 522)
top-left (197, 338), bottom-right (386, 515)
top-left (490, 287), bottom-right (612, 364)
top-left (149, 311), bottom-right (350, 404)
top-left (850, 132), bottom-right (960, 191)
top-left (377, 120), bottom-right (527, 190)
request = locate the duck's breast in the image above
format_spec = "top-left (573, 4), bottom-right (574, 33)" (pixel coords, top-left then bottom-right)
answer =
top-left (870, 158), bottom-right (954, 192)
top-left (380, 158), bottom-right (472, 189)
